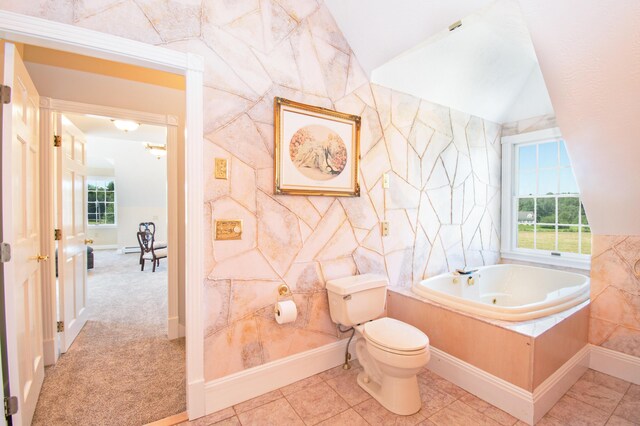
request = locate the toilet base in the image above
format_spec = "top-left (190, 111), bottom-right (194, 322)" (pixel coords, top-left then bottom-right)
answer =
top-left (357, 370), bottom-right (422, 416)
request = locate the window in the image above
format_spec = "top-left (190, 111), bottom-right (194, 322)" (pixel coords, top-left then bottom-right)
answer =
top-left (502, 128), bottom-right (590, 269)
top-left (87, 178), bottom-right (116, 225)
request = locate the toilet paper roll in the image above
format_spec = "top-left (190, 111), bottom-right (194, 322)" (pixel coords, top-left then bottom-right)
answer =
top-left (275, 300), bottom-right (298, 324)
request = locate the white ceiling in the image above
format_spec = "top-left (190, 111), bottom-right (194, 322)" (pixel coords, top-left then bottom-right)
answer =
top-left (65, 113), bottom-right (167, 143)
top-left (324, 0), bottom-right (495, 75)
top-left (325, 0), bottom-right (554, 123)
top-left (64, 113), bottom-right (167, 169)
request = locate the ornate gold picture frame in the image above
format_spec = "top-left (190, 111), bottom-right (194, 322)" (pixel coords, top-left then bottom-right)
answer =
top-left (274, 97), bottom-right (361, 197)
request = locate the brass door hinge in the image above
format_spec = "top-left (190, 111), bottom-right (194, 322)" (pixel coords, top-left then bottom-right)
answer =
top-left (54, 229), bottom-right (62, 240)
top-left (53, 135), bottom-right (61, 147)
top-left (57, 321), bottom-right (64, 332)
top-left (0, 85), bottom-right (11, 104)
top-left (4, 395), bottom-right (18, 417)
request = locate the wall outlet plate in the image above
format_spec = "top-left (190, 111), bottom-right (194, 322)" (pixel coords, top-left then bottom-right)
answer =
top-left (381, 221), bottom-right (390, 237)
top-left (214, 158), bottom-right (228, 179)
top-left (215, 219), bottom-right (242, 240)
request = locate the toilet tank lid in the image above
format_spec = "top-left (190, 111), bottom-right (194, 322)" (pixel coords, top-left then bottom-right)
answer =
top-left (326, 274), bottom-right (388, 295)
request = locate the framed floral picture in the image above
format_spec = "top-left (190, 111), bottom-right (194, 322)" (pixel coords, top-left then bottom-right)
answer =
top-left (274, 97), bottom-right (361, 197)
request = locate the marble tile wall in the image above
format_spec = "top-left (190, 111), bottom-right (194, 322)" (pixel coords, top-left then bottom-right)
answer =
top-left (590, 235), bottom-right (640, 358)
top-left (501, 114), bottom-right (558, 137)
top-left (1, 0), bottom-right (501, 381)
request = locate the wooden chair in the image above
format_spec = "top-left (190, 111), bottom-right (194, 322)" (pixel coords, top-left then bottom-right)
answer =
top-left (137, 231), bottom-right (167, 272)
top-left (138, 222), bottom-right (167, 265)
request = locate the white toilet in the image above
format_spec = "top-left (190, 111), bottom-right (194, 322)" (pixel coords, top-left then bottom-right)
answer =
top-left (326, 274), bottom-right (430, 415)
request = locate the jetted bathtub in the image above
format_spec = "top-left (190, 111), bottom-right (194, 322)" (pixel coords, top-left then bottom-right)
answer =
top-left (412, 264), bottom-right (590, 321)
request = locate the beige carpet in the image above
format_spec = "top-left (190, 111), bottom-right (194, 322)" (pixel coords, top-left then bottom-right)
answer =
top-left (33, 250), bottom-right (186, 426)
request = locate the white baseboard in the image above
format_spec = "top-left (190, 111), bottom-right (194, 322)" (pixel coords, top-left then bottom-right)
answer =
top-left (590, 344), bottom-right (640, 385)
top-left (532, 345), bottom-right (590, 423)
top-left (188, 378), bottom-right (206, 420)
top-left (91, 244), bottom-right (118, 250)
top-left (178, 323), bottom-right (185, 338)
top-left (427, 346), bottom-right (534, 423)
top-left (204, 339), bottom-right (352, 415)
top-left (427, 345), bottom-right (590, 425)
top-left (42, 337), bottom-right (58, 366)
top-left (168, 316), bottom-right (180, 340)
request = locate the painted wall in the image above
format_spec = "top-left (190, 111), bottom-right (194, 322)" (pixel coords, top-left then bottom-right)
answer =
top-left (86, 137), bottom-right (168, 250)
top-left (2, 1), bottom-right (500, 381)
top-left (518, 0), bottom-right (640, 236)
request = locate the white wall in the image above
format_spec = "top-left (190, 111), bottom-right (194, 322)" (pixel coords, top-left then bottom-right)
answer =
top-left (518, 0), bottom-right (640, 235)
top-left (87, 137), bottom-right (168, 250)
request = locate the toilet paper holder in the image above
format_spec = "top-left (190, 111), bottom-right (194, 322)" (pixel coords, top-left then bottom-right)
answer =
top-left (275, 284), bottom-right (293, 316)
top-left (278, 284), bottom-right (292, 298)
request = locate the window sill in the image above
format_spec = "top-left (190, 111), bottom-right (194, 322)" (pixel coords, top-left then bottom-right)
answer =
top-left (88, 224), bottom-right (118, 229)
top-left (500, 250), bottom-right (591, 271)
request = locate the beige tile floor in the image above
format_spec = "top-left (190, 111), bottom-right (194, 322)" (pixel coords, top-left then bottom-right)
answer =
top-left (181, 363), bottom-right (639, 426)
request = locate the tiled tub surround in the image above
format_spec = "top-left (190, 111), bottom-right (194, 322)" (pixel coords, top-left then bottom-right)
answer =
top-left (388, 288), bottom-right (589, 392)
top-left (590, 235), bottom-right (640, 358)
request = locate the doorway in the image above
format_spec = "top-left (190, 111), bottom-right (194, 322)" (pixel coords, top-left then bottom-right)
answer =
top-left (0, 13), bottom-right (205, 422)
top-left (31, 109), bottom-right (185, 425)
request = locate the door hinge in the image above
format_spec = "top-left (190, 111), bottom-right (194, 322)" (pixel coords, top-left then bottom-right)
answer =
top-left (0, 243), bottom-right (10, 263)
top-left (54, 229), bottom-right (62, 240)
top-left (53, 135), bottom-right (62, 147)
top-left (57, 321), bottom-right (64, 332)
top-left (4, 395), bottom-right (18, 418)
top-left (0, 85), bottom-right (11, 104)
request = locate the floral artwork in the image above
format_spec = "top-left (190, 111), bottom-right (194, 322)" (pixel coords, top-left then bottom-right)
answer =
top-left (289, 125), bottom-right (348, 181)
top-left (274, 97), bottom-right (360, 196)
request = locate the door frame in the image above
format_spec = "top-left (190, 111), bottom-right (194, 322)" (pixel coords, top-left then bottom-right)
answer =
top-left (41, 98), bottom-right (181, 354)
top-left (0, 11), bottom-right (206, 419)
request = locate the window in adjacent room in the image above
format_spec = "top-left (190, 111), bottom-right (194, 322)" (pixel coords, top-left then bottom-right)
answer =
top-left (87, 178), bottom-right (116, 225)
top-left (502, 129), bottom-right (590, 268)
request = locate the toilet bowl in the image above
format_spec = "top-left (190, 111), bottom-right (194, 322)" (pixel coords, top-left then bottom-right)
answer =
top-left (354, 317), bottom-right (430, 415)
top-left (325, 274), bottom-right (431, 416)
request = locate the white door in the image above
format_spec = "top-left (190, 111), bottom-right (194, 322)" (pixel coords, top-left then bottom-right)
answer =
top-left (1, 42), bottom-right (44, 426)
top-left (56, 115), bottom-right (89, 352)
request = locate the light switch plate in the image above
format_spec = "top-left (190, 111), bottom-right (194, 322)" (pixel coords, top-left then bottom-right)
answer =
top-left (214, 158), bottom-right (228, 179)
top-left (381, 221), bottom-right (389, 237)
top-left (382, 173), bottom-right (390, 188)
top-left (215, 219), bottom-right (242, 240)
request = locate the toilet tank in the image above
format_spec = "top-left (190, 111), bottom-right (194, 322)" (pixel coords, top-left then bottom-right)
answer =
top-left (325, 274), bottom-right (388, 326)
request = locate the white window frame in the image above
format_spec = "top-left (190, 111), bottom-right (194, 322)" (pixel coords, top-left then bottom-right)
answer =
top-left (501, 127), bottom-right (591, 270)
top-left (87, 176), bottom-right (117, 228)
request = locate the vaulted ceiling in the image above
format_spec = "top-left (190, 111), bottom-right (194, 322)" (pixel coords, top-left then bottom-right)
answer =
top-left (325, 0), bottom-right (553, 124)
top-left (326, 0), bottom-right (640, 234)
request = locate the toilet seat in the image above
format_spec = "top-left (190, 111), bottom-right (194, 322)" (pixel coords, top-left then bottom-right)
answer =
top-left (362, 318), bottom-right (429, 355)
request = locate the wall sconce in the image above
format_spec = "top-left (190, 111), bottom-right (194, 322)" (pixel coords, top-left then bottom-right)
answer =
top-left (144, 143), bottom-right (167, 159)
top-left (112, 119), bottom-right (139, 132)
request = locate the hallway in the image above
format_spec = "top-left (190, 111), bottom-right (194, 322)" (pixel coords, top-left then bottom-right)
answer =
top-left (33, 250), bottom-right (185, 425)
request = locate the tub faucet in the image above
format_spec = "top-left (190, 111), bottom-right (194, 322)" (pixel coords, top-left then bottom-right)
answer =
top-left (454, 268), bottom-right (478, 276)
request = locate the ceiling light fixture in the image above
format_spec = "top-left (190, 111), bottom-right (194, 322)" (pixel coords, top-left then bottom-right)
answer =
top-left (112, 119), bottom-right (140, 132)
top-left (144, 142), bottom-right (167, 159)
